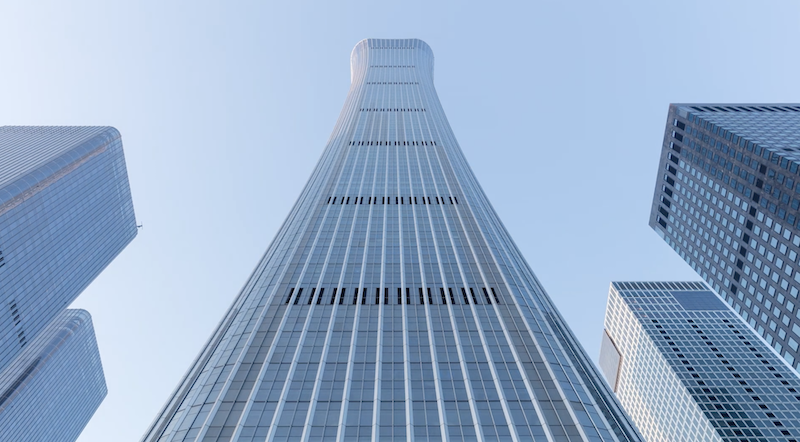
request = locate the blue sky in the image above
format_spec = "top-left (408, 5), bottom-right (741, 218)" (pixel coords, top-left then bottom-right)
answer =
top-left (2, 0), bottom-right (799, 440)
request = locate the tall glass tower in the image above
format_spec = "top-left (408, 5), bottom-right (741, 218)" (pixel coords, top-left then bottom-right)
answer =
top-left (0, 309), bottom-right (107, 442)
top-left (649, 104), bottom-right (800, 370)
top-left (0, 126), bottom-right (137, 371)
top-left (142, 39), bottom-right (641, 442)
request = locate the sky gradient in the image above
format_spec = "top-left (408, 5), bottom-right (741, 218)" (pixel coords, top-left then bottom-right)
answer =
top-left (2, 1), bottom-right (799, 440)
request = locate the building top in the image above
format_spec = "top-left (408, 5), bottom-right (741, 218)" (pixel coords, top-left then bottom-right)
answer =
top-left (670, 104), bottom-right (800, 161)
top-left (674, 104), bottom-right (800, 114)
top-left (350, 38), bottom-right (434, 83)
top-left (603, 281), bottom-right (800, 441)
top-left (0, 126), bottom-right (119, 190)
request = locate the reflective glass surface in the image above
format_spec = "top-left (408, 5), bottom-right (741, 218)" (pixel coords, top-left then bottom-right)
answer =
top-left (0, 309), bottom-right (107, 442)
top-left (142, 39), bottom-right (641, 442)
top-left (0, 126), bottom-right (137, 372)
top-left (603, 281), bottom-right (800, 442)
top-left (650, 104), bottom-right (800, 369)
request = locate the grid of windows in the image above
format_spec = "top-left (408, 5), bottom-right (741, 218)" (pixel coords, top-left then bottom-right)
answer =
top-left (650, 104), bottom-right (800, 370)
top-left (0, 309), bottom-right (106, 442)
top-left (602, 281), bottom-right (800, 442)
top-left (0, 126), bottom-right (137, 372)
top-left (140, 39), bottom-right (642, 442)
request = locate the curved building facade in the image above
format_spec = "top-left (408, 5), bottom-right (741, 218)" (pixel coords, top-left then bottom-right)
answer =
top-left (0, 126), bottom-right (137, 371)
top-left (0, 309), bottom-right (106, 442)
top-left (142, 39), bottom-right (641, 442)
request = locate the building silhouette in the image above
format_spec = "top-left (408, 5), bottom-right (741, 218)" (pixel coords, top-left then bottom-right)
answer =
top-left (142, 39), bottom-right (641, 442)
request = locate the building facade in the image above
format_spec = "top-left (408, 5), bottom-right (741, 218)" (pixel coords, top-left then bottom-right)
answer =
top-left (601, 281), bottom-right (800, 442)
top-left (0, 126), bottom-right (137, 371)
top-left (141, 39), bottom-right (642, 442)
top-left (649, 104), bottom-right (800, 370)
top-left (0, 309), bottom-right (107, 442)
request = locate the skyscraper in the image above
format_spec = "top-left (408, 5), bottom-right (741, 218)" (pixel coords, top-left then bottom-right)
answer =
top-left (142, 39), bottom-right (641, 442)
top-left (0, 126), bottom-right (137, 371)
top-left (649, 104), bottom-right (800, 371)
top-left (0, 309), bottom-right (107, 442)
top-left (600, 281), bottom-right (800, 442)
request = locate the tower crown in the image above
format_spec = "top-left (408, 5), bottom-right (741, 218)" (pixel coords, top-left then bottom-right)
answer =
top-left (350, 38), bottom-right (434, 83)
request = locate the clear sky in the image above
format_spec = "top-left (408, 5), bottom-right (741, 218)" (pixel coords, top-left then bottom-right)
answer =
top-left (2, 0), bottom-right (799, 440)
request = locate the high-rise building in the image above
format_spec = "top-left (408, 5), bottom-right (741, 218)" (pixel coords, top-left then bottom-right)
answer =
top-left (649, 104), bottom-right (800, 370)
top-left (0, 309), bottom-right (106, 442)
top-left (141, 39), bottom-right (641, 442)
top-left (0, 126), bottom-right (137, 371)
top-left (600, 281), bottom-right (800, 442)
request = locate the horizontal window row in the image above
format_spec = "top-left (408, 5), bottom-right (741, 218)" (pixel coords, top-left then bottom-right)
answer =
top-left (369, 65), bottom-right (415, 68)
top-left (348, 141), bottom-right (436, 146)
top-left (367, 46), bottom-right (416, 49)
top-left (689, 105), bottom-right (800, 113)
top-left (326, 196), bottom-right (459, 205)
top-left (616, 281), bottom-right (707, 291)
top-left (365, 82), bottom-right (419, 85)
top-left (285, 286), bottom-right (501, 305)
top-left (359, 108), bottom-right (426, 112)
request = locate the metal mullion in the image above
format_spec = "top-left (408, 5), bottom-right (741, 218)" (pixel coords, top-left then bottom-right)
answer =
top-left (300, 139), bottom-right (375, 441)
top-left (225, 202), bottom-right (342, 441)
top-left (458, 183), bottom-right (613, 439)
top-left (424, 109), bottom-right (564, 440)
top-left (407, 87), bottom-right (491, 439)
top-left (366, 66), bottom-right (392, 441)
top-left (417, 154), bottom-right (489, 441)
top-left (503, 231), bottom-right (621, 437)
top-left (160, 112), bottom-right (351, 441)
top-left (425, 135), bottom-right (563, 442)
top-left (423, 155), bottom-right (528, 442)
top-left (254, 119), bottom-right (367, 442)
top-left (391, 49), bottom-right (415, 441)
top-left (465, 196), bottom-right (599, 439)
top-left (363, 148), bottom-right (385, 442)
top-left (412, 80), bottom-right (528, 442)
top-left (260, 181), bottom-right (354, 441)
top-left (332, 50), bottom-right (387, 441)
top-left (403, 119), bottom-right (451, 441)
top-left (297, 56), bottom-right (384, 439)
top-left (193, 177), bottom-right (341, 441)
top-left (405, 70), bottom-right (485, 439)
top-left (433, 102), bottom-right (607, 436)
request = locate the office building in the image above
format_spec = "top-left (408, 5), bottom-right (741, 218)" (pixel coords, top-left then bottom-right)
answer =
top-left (0, 309), bottom-right (107, 442)
top-left (0, 126), bottom-right (137, 371)
top-left (141, 39), bottom-right (642, 442)
top-left (601, 281), bottom-right (800, 441)
top-left (650, 104), bottom-right (800, 369)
